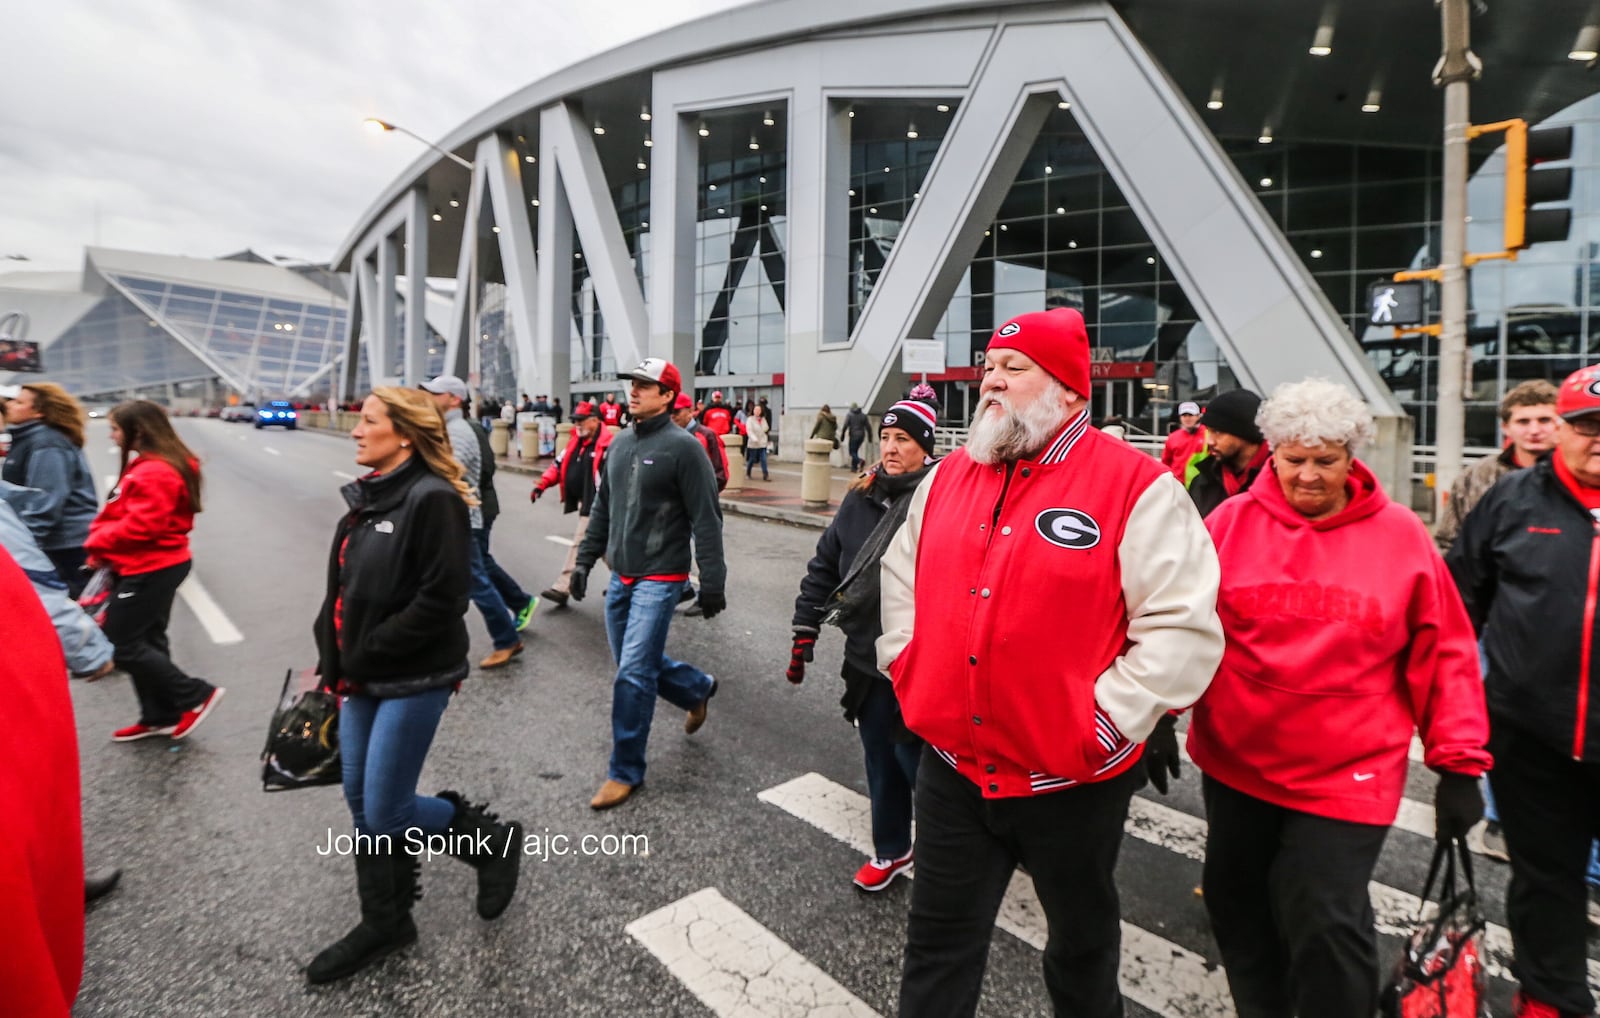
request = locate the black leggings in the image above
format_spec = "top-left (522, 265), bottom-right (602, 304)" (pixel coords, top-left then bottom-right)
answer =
top-left (101, 561), bottom-right (214, 725)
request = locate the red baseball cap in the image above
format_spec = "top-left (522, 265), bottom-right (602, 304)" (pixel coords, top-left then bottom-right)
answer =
top-left (620, 357), bottom-right (682, 396)
top-left (1557, 365), bottom-right (1600, 420)
top-left (570, 400), bottom-right (597, 420)
top-left (673, 392), bottom-right (694, 411)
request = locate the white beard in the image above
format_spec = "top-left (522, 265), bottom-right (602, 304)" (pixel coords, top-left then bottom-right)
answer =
top-left (965, 382), bottom-right (1073, 464)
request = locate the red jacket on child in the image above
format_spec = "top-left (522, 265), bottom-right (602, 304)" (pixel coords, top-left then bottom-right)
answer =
top-left (85, 455), bottom-right (196, 576)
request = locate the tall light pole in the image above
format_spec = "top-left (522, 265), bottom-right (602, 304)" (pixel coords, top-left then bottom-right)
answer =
top-left (363, 118), bottom-right (473, 170)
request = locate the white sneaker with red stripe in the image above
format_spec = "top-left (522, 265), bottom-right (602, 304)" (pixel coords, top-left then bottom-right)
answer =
top-left (852, 849), bottom-right (913, 892)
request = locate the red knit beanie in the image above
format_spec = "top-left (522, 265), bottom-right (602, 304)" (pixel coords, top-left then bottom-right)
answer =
top-left (985, 308), bottom-right (1090, 397)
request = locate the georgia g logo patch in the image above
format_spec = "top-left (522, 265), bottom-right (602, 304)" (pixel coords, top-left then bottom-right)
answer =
top-left (998, 322), bottom-right (1021, 338)
top-left (1036, 508), bottom-right (1101, 550)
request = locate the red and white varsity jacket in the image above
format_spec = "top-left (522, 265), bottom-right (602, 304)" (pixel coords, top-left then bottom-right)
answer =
top-left (878, 410), bottom-right (1225, 798)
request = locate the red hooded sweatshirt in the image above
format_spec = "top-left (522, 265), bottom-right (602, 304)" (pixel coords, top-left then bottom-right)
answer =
top-left (1187, 458), bottom-right (1491, 825)
top-left (84, 455), bottom-right (196, 576)
top-left (0, 550), bottom-right (84, 1016)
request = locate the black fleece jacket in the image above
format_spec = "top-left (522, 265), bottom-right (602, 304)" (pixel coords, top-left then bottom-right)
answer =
top-left (314, 456), bottom-right (471, 695)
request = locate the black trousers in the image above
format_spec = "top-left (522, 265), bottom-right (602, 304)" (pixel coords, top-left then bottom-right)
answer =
top-left (1201, 775), bottom-right (1389, 1018)
top-left (898, 748), bottom-right (1138, 1018)
top-left (1489, 716), bottom-right (1600, 1015)
top-left (45, 545), bottom-right (89, 599)
top-left (101, 561), bottom-right (214, 726)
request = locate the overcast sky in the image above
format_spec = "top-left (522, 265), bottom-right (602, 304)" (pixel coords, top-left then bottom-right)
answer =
top-left (0, 0), bottom-right (740, 274)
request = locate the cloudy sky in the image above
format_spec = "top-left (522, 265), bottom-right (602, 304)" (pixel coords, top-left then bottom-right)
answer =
top-left (1, 0), bottom-right (740, 273)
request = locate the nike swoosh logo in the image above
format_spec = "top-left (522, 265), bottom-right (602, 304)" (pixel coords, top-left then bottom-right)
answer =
top-left (1353, 772), bottom-right (1375, 782)
top-left (116, 591), bottom-right (136, 599)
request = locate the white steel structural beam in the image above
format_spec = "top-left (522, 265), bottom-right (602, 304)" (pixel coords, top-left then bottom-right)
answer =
top-left (481, 134), bottom-right (542, 400)
top-left (402, 188), bottom-right (428, 387)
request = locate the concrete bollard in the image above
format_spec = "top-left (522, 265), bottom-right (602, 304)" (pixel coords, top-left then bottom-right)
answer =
top-left (723, 433), bottom-right (745, 493)
top-left (802, 438), bottom-right (835, 510)
top-left (490, 419), bottom-right (510, 456)
top-left (522, 420), bottom-right (541, 459)
top-left (552, 422), bottom-right (573, 458)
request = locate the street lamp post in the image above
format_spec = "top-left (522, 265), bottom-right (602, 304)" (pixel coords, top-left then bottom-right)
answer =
top-left (363, 118), bottom-right (473, 171)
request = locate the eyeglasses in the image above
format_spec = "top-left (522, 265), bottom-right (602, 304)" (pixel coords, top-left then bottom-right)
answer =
top-left (1568, 416), bottom-right (1600, 437)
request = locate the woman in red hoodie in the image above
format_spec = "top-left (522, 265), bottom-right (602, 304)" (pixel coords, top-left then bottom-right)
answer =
top-left (86, 400), bottom-right (223, 743)
top-left (1186, 378), bottom-right (1491, 1018)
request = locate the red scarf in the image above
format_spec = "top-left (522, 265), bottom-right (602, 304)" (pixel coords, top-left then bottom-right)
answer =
top-left (1222, 444), bottom-right (1272, 497)
top-left (1554, 452), bottom-right (1600, 514)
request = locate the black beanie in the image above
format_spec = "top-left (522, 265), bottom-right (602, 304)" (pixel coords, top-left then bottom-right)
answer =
top-left (1201, 389), bottom-right (1263, 444)
top-left (880, 399), bottom-right (938, 455)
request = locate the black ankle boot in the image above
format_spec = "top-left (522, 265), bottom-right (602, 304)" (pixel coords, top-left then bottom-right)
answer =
top-left (437, 791), bottom-right (523, 920)
top-left (306, 848), bottom-right (420, 984)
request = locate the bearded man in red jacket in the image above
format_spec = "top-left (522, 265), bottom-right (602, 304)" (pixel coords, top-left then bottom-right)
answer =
top-left (878, 307), bottom-right (1224, 1018)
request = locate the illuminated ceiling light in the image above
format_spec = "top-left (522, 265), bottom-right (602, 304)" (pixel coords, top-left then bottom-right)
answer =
top-left (641, 220), bottom-right (649, 228)
top-left (936, 103), bottom-right (951, 113)
top-left (1055, 206), bottom-right (1066, 214)
top-left (748, 136), bottom-right (760, 151)
top-left (575, 252), bottom-right (583, 259)
top-left (643, 136), bottom-right (653, 148)
top-left (869, 207), bottom-right (878, 214)
top-left (883, 166), bottom-right (891, 173)
top-left (762, 110), bottom-right (775, 127)
top-left (1258, 126), bottom-right (1274, 144)
top-left (491, 225), bottom-right (501, 233)
top-left (431, 207), bottom-right (442, 222)
top-left (697, 122), bottom-right (709, 137)
top-left (708, 183), bottom-right (717, 191)
top-left (999, 224), bottom-right (1008, 231)
top-left (1146, 255), bottom-right (1157, 265)
top-left (847, 108), bottom-right (855, 118)
top-left (284, 323), bottom-right (293, 332)
top-left (516, 134), bottom-right (526, 144)
top-left (1361, 87), bottom-right (1382, 113)
top-left (1057, 100), bottom-right (1071, 109)
top-left (913, 191), bottom-right (920, 199)
top-left (848, 188), bottom-right (856, 196)
top-left (448, 193), bottom-right (460, 208)
top-left (524, 154), bottom-right (536, 163)
top-left (1571, 25), bottom-right (1600, 60)
top-left (1206, 86), bottom-right (1224, 110)
top-left (759, 204), bottom-right (768, 211)
top-left (531, 198), bottom-right (540, 207)
top-left (1067, 240), bottom-right (1078, 248)
top-left (759, 175), bottom-right (767, 183)
top-left (906, 122), bottom-right (919, 139)
top-left (1044, 165), bottom-right (1053, 174)
top-left (1259, 176), bottom-right (1273, 187)
top-left (273, 323), bottom-right (283, 330)
top-left (717, 207), bottom-right (726, 214)
top-left (636, 155), bottom-right (647, 170)
top-left (593, 120), bottom-right (605, 135)
top-left (1309, 22), bottom-right (1334, 56)
top-left (984, 230), bottom-right (991, 236)
top-left (1311, 248), bottom-right (1324, 258)
top-left (640, 105), bottom-right (652, 121)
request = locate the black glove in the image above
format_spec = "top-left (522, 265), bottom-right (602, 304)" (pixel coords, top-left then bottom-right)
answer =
top-left (697, 590), bottom-right (726, 619)
top-left (1143, 714), bottom-right (1181, 795)
top-left (1434, 772), bottom-right (1484, 840)
top-left (569, 566), bottom-right (589, 602)
top-left (786, 631), bottom-right (816, 684)
top-left (530, 485), bottom-right (545, 503)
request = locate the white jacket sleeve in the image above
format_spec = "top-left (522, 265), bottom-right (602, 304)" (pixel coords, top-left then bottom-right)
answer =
top-left (1094, 472), bottom-right (1225, 742)
top-left (876, 464), bottom-right (940, 672)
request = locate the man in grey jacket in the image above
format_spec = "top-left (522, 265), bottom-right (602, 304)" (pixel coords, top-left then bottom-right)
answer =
top-left (0, 481), bottom-right (113, 678)
top-left (422, 375), bottom-right (524, 668)
top-left (570, 358), bottom-right (726, 810)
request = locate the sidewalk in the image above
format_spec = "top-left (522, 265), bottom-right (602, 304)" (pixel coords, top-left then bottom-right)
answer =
top-left (494, 445), bottom-right (860, 529)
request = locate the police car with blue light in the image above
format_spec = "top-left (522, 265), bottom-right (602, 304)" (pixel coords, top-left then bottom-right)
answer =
top-left (255, 400), bottom-right (298, 430)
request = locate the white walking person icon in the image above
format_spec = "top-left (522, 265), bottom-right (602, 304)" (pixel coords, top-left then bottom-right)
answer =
top-left (1372, 286), bottom-right (1400, 323)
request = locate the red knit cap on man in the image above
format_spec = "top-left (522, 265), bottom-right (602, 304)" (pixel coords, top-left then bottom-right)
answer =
top-left (986, 307), bottom-right (1091, 397)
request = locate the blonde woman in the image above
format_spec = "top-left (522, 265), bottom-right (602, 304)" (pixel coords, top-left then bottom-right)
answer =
top-left (307, 387), bottom-right (524, 984)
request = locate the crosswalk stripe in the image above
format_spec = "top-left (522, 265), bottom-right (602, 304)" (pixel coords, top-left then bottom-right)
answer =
top-left (176, 574), bottom-right (243, 646)
top-left (545, 535), bottom-right (575, 547)
top-left (626, 886), bottom-right (882, 1017)
top-left (760, 773), bottom-right (1234, 1017)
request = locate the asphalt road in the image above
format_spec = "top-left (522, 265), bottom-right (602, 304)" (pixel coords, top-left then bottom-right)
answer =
top-left (65, 418), bottom-right (1579, 1017)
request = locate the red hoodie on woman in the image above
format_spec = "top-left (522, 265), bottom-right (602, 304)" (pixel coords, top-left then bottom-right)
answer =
top-left (1187, 458), bottom-right (1491, 825)
top-left (84, 455), bottom-right (195, 576)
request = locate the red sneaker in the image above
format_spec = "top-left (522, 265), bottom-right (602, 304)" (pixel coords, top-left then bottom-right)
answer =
top-left (1513, 992), bottom-right (1564, 1018)
top-left (171, 687), bottom-right (226, 740)
top-left (852, 850), bottom-right (913, 892)
top-left (112, 722), bottom-right (177, 742)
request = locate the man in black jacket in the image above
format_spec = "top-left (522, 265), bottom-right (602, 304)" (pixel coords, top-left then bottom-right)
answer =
top-left (570, 358), bottom-right (726, 810)
top-left (469, 408), bottom-right (536, 630)
top-left (1185, 388), bottom-right (1267, 519)
top-left (1447, 364), bottom-right (1600, 1018)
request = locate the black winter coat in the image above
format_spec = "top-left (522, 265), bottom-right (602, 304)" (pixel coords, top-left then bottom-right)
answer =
top-left (314, 456), bottom-right (471, 695)
top-left (794, 486), bottom-right (887, 682)
top-left (1186, 452), bottom-right (1267, 519)
top-left (1448, 455), bottom-right (1600, 761)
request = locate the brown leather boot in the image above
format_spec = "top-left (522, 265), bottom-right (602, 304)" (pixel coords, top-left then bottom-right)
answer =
top-left (479, 643), bottom-right (524, 669)
top-left (589, 779), bottom-right (638, 810)
top-left (684, 678), bottom-right (718, 734)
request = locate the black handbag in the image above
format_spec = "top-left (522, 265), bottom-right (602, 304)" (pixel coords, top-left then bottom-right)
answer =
top-left (260, 667), bottom-right (342, 792)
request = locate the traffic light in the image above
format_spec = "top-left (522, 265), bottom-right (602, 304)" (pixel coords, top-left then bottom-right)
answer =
top-left (1503, 120), bottom-right (1574, 250)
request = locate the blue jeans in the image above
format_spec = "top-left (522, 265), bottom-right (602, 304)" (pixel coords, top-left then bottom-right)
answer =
top-left (469, 529), bottom-right (520, 650)
top-left (603, 575), bottom-right (715, 786)
top-left (477, 523), bottom-right (530, 615)
top-left (746, 447), bottom-right (769, 479)
top-left (339, 687), bottom-right (455, 836)
top-left (857, 677), bottom-right (921, 859)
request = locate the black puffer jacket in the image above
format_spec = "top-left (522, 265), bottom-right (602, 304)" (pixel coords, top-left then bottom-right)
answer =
top-left (1448, 455), bottom-right (1600, 761)
top-left (314, 456), bottom-right (471, 696)
top-left (1186, 451), bottom-right (1268, 520)
top-left (794, 486), bottom-right (887, 683)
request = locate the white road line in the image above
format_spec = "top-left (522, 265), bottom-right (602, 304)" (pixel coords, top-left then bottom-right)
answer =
top-left (1410, 736), bottom-right (1426, 764)
top-left (176, 574), bottom-right (244, 646)
top-left (332, 470), bottom-right (357, 481)
top-left (264, 446), bottom-right (281, 457)
top-left (626, 887), bottom-right (882, 1018)
top-left (760, 774), bottom-right (1235, 1016)
top-left (102, 475), bottom-right (117, 492)
top-left (546, 535), bottom-right (575, 547)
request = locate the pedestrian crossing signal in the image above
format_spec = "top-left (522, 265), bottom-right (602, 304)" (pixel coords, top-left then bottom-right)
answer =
top-left (1368, 280), bottom-right (1425, 327)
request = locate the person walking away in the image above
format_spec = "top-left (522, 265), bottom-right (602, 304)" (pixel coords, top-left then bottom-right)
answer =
top-left (878, 308), bottom-right (1224, 1018)
top-left (1161, 400), bottom-right (1205, 480)
top-left (1184, 389), bottom-right (1268, 519)
top-left (0, 383), bottom-right (98, 596)
top-left (811, 404), bottom-right (840, 467)
top-left (420, 375), bottom-right (523, 669)
top-left (87, 400), bottom-right (224, 742)
top-left (470, 412), bottom-right (537, 631)
top-left (569, 358), bottom-right (725, 810)
top-left (307, 387), bottom-right (523, 984)
top-left (1447, 364), bottom-right (1600, 1018)
top-left (531, 401), bottom-right (612, 607)
top-left (745, 405), bottom-right (771, 481)
top-left (1188, 378), bottom-right (1489, 1018)
top-left (842, 402), bottom-right (871, 472)
top-left (699, 391), bottom-right (736, 436)
top-left (598, 392), bottom-right (624, 428)
top-left (673, 394), bottom-right (729, 492)
top-left (790, 398), bottom-right (937, 890)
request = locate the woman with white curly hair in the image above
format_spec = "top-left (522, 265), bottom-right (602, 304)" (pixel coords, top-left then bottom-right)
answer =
top-left (1184, 377), bottom-right (1492, 1018)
